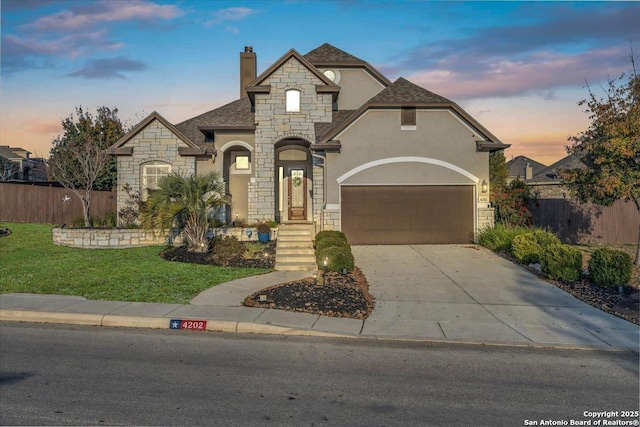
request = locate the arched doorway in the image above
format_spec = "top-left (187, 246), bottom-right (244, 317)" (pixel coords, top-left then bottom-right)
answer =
top-left (275, 139), bottom-right (312, 223)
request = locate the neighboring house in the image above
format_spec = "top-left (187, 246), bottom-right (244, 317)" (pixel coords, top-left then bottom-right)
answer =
top-left (525, 154), bottom-right (585, 199)
top-left (108, 44), bottom-right (509, 244)
top-left (506, 155), bottom-right (547, 183)
top-left (0, 145), bottom-right (47, 182)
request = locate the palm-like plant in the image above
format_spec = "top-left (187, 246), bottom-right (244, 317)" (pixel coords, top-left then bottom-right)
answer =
top-left (140, 172), bottom-right (227, 253)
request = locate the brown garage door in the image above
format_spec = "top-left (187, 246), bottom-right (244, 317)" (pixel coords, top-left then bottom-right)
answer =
top-left (341, 185), bottom-right (474, 245)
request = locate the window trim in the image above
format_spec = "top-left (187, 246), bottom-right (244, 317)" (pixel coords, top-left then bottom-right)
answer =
top-left (286, 89), bottom-right (301, 113)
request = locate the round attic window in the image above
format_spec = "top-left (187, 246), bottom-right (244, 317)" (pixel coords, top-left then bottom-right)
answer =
top-left (323, 69), bottom-right (337, 82)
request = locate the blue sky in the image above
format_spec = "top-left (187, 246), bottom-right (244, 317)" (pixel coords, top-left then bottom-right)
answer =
top-left (1, 0), bottom-right (638, 165)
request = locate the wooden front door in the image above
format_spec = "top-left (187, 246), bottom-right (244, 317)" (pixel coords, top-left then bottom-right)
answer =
top-left (288, 168), bottom-right (306, 220)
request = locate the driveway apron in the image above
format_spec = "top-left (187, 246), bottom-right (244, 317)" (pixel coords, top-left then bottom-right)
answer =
top-left (353, 245), bottom-right (639, 349)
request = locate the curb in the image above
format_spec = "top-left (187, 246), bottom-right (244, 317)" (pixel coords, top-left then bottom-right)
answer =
top-left (2, 309), bottom-right (638, 352)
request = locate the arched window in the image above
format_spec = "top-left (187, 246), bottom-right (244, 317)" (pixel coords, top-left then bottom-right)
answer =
top-left (286, 89), bottom-right (300, 113)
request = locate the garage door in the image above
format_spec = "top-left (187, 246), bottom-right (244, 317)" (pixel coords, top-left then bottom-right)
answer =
top-left (341, 185), bottom-right (474, 245)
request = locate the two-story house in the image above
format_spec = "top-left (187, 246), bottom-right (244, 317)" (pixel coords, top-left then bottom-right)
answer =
top-left (108, 44), bottom-right (508, 244)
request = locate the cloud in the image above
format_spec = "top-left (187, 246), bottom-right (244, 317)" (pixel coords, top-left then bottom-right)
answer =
top-left (382, 3), bottom-right (640, 100)
top-left (21, 0), bottom-right (184, 33)
top-left (25, 119), bottom-right (63, 135)
top-left (206, 7), bottom-right (259, 26)
top-left (406, 48), bottom-right (627, 100)
top-left (67, 57), bottom-right (147, 79)
top-left (2, 1), bottom-right (183, 74)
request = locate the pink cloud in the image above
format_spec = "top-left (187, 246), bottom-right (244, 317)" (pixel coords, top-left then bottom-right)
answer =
top-left (22, 0), bottom-right (184, 32)
top-left (25, 119), bottom-right (63, 135)
top-left (4, 30), bottom-right (123, 59)
top-left (406, 48), bottom-right (627, 100)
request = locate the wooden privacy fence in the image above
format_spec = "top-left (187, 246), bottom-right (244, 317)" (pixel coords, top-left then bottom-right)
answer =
top-left (529, 198), bottom-right (639, 244)
top-left (0, 183), bottom-right (116, 225)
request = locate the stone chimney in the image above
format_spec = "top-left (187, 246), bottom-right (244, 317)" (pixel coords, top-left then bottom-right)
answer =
top-left (240, 46), bottom-right (256, 98)
top-left (525, 162), bottom-right (533, 180)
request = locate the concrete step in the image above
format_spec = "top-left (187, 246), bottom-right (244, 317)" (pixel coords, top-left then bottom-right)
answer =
top-left (278, 229), bottom-right (313, 237)
top-left (274, 261), bottom-right (318, 272)
top-left (277, 241), bottom-right (314, 249)
top-left (276, 253), bottom-right (316, 262)
top-left (276, 247), bottom-right (315, 256)
top-left (277, 234), bottom-right (313, 242)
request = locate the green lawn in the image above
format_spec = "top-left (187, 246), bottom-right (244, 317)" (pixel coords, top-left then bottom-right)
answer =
top-left (0, 222), bottom-right (270, 304)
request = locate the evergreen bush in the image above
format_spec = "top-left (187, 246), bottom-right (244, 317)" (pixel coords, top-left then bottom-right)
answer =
top-left (316, 245), bottom-right (355, 273)
top-left (588, 248), bottom-right (632, 288)
top-left (540, 244), bottom-right (583, 282)
top-left (316, 236), bottom-right (348, 253)
top-left (315, 230), bottom-right (347, 245)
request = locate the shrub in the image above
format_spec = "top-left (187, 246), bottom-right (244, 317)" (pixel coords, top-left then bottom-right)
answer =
top-left (511, 230), bottom-right (561, 264)
top-left (316, 236), bottom-right (348, 253)
top-left (210, 236), bottom-right (244, 265)
top-left (512, 233), bottom-right (542, 264)
top-left (588, 248), bottom-right (633, 288)
top-left (477, 224), bottom-right (531, 252)
top-left (540, 244), bottom-right (583, 282)
top-left (315, 230), bottom-right (347, 245)
top-left (243, 242), bottom-right (267, 259)
top-left (317, 245), bottom-right (355, 273)
top-left (256, 222), bottom-right (271, 234)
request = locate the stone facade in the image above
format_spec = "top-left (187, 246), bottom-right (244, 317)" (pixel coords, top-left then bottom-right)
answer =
top-left (115, 119), bottom-right (196, 223)
top-left (250, 57), bottom-right (333, 222)
top-left (477, 207), bottom-right (495, 233)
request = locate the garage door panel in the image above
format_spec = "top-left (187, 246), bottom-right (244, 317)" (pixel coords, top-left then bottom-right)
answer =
top-left (341, 185), bottom-right (474, 245)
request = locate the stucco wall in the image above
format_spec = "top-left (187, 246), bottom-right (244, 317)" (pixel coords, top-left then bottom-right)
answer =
top-left (324, 109), bottom-right (489, 204)
top-left (320, 68), bottom-right (386, 110)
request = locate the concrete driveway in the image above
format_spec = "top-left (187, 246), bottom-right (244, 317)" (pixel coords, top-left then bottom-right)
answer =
top-left (354, 245), bottom-right (639, 348)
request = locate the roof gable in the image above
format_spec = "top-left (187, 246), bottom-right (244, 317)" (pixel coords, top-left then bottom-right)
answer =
top-left (507, 155), bottom-right (547, 178)
top-left (107, 111), bottom-right (202, 155)
top-left (304, 43), bottom-right (391, 87)
top-left (315, 78), bottom-right (509, 151)
top-left (250, 48), bottom-right (336, 87)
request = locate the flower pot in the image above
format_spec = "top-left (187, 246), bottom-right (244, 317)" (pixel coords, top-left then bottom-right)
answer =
top-left (258, 232), bottom-right (270, 243)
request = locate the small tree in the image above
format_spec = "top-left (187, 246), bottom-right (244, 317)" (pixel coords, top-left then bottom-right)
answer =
top-left (489, 151), bottom-right (534, 226)
top-left (47, 106), bottom-right (125, 227)
top-left (140, 172), bottom-right (228, 253)
top-left (562, 50), bottom-right (640, 265)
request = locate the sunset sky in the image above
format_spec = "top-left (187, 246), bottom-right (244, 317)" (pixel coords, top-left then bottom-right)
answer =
top-left (1, 0), bottom-right (638, 166)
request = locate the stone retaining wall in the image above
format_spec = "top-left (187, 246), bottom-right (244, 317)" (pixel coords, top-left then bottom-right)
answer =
top-left (52, 228), bottom-right (181, 249)
top-left (52, 227), bottom-right (278, 249)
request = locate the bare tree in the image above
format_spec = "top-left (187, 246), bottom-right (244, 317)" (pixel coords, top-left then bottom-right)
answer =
top-left (0, 157), bottom-right (19, 181)
top-left (46, 106), bottom-right (125, 227)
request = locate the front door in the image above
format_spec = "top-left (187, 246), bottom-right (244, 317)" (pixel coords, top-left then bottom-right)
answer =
top-left (288, 168), bottom-right (306, 220)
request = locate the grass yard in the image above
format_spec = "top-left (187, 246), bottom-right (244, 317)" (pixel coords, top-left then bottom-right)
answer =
top-left (0, 222), bottom-right (270, 304)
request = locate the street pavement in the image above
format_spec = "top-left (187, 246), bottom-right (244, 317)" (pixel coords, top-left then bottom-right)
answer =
top-left (1, 245), bottom-right (638, 350)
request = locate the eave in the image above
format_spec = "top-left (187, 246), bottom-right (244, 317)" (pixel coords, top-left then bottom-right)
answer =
top-left (311, 141), bottom-right (342, 152)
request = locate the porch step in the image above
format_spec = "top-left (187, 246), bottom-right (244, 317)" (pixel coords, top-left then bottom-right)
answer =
top-left (275, 222), bottom-right (317, 272)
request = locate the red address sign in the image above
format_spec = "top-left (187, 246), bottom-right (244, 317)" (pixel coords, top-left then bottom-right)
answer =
top-left (169, 319), bottom-right (207, 331)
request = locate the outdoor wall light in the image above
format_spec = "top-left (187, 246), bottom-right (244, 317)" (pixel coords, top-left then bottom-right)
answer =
top-left (481, 179), bottom-right (488, 193)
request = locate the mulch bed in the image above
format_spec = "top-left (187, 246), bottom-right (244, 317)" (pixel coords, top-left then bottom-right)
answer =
top-left (243, 267), bottom-right (374, 320)
top-left (501, 253), bottom-right (639, 325)
top-left (161, 241), bottom-right (276, 269)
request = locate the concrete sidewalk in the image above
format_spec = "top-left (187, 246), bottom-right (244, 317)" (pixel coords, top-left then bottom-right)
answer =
top-left (1, 245), bottom-right (638, 350)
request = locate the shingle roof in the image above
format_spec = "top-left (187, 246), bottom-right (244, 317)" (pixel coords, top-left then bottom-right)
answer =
top-left (304, 43), bottom-right (366, 65)
top-left (314, 110), bottom-right (358, 143)
top-left (507, 155), bottom-right (547, 179)
top-left (368, 77), bottom-right (451, 105)
top-left (175, 98), bottom-right (255, 148)
top-left (530, 154), bottom-right (585, 183)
